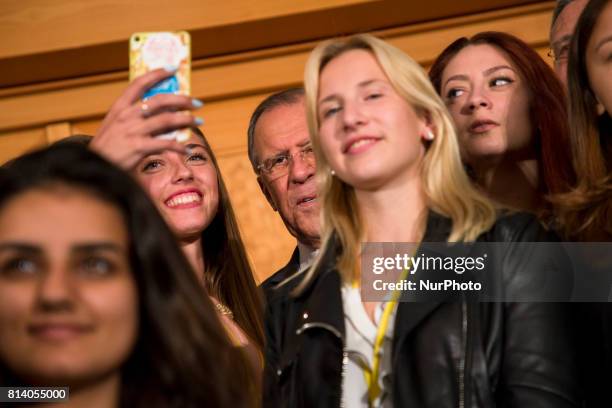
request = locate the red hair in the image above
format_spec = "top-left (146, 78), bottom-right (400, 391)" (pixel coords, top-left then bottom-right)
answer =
top-left (429, 31), bottom-right (576, 199)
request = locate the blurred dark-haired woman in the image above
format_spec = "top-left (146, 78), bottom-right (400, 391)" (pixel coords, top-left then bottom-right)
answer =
top-left (0, 143), bottom-right (252, 407)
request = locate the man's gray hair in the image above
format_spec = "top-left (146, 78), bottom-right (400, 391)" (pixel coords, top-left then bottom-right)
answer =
top-left (247, 88), bottom-right (305, 173)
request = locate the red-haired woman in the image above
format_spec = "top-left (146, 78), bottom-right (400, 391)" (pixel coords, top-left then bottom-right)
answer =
top-left (429, 31), bottom-right (575, 218)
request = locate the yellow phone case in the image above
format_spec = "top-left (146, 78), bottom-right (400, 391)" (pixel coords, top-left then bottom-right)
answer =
top-left (129, 31), bottom-right (191, 142)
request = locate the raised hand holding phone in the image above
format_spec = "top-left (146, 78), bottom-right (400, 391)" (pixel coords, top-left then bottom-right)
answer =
top-left (91, 32), bottom-right (203, 171)
top-left (130, 31), bottom-right (192, 142)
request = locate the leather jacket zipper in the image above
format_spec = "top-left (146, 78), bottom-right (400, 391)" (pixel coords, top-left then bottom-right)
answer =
top-left (296, 322), bottom-right (346, 408)
top-left (458, 299), bottom-right (467, 408)
top-left (340, 349), bottom-right (347, 408)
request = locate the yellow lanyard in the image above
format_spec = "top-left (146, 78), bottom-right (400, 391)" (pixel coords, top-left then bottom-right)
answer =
top-left (356, 255), bottom-right (415, 406)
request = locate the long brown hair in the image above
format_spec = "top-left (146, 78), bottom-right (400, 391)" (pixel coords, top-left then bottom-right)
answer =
top-left (193, 128), bottom-right (265, 350)
top-left (554, 0), bottom-right (612, 241)
top-left (429, 31), bottom-right (576, 201)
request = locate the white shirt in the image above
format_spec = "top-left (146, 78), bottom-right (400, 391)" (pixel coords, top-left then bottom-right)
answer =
top-left (275, 243), bottom-right (318, 289)
top-left (297, 242), bottom-right (318, 273)
top-left (341, 285), bottom-right (395, 408)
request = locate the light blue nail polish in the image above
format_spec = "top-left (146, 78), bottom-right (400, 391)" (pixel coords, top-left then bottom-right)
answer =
top-left (163, 65), bottom-right (178, 73)
top-left (194, 117), bottom-right (204, 126)
top-left (192, 98), bottom-right (204, 108)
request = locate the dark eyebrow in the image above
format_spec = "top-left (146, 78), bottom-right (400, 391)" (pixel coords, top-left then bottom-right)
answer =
top-left (185, 143), bottom-right (206, 150)
top-left (443, 65), bottom-right (515, 89)
top-left (266, 149), bottom-right (290, 160)
top-left (141, 143), bottom-right (207, 160)
top-left (266, 141), bottom-right (312, 160)
top-left (318, 79), bottom-right (386, 104)
top-left (595, 35), bottom-right (612, 52)
top-left (71, 243), bottom-right (124, 253)
top-left (443, 74), bottom-right (469, 88)
top-left (0, 243), bottom-right (42, 254)
top-left (483, 65), bottom-right (515, 76)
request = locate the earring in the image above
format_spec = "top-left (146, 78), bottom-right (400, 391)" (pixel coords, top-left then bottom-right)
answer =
top-left (330, 169), bottom-right (336, 176)
top-left (423, 129), bottom-right (435, 141)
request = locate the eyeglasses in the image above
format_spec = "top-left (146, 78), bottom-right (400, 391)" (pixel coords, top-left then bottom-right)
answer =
top-left (547, 43), bottom-right (570, 64)
top-left (256, 145), bottom-right (315, 179)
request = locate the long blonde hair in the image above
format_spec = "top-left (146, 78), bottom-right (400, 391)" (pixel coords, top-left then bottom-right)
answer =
top-left (299, 34), bottom-right (496, 292)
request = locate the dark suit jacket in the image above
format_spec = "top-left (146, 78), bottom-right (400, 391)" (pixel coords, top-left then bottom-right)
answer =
top-left (261, 247), bottom-right (300, 303)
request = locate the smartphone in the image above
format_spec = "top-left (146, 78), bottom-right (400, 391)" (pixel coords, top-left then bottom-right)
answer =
top-left (129, 31), bottom-right (191, 142)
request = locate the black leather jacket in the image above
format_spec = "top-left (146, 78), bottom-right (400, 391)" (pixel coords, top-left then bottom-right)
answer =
top-left (261, 247), bottom-right (299, 303)
top-left (263, 212), bottom-right (580, 407)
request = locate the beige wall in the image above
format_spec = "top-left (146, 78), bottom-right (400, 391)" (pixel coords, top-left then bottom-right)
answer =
top-left (0, 1), bottom-right (555, 282)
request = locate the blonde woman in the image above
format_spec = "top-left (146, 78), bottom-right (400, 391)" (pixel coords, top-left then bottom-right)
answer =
top-left (263, 34), bottom-right (579, 408)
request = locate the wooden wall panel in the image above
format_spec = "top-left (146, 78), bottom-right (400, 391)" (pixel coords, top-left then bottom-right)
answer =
top-left (0, 3), bottom-right (555, 133)
top-left (45, 122), bottom-right (72, 144)
top-left (385, 10), bottom-right (551, 64)
top-left (0, 0), bottom-right (372, 58)
top-left (0, 128), bottom-right (47, 165)
top-left (0, 0), bottom-right (541, 88)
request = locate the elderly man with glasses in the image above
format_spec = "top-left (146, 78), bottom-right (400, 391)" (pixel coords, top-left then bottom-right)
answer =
top-left (247, 88), bottom-right (321, 295)
top-left (549, 0), bottom-right (588, 86)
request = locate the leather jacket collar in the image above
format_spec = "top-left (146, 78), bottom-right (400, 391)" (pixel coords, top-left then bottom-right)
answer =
top-left (295, 210), bottom-right (456, 344)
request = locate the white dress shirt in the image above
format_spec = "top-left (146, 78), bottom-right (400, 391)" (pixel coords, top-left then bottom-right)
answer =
top-left (341, 285), bottom-right (395, 408)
